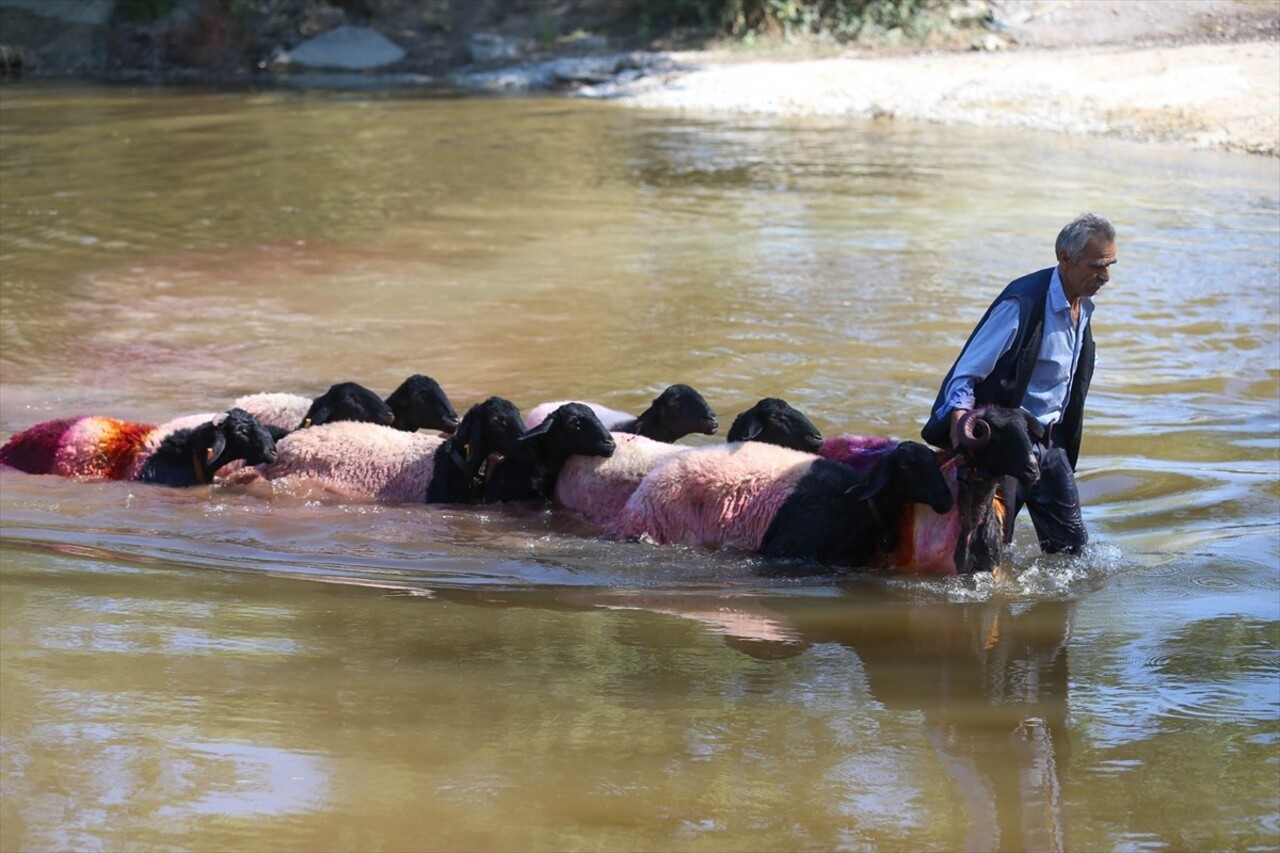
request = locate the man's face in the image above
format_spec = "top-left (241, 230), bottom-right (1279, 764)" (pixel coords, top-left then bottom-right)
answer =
top-left (1058, 238), bottom-right (1117, 302)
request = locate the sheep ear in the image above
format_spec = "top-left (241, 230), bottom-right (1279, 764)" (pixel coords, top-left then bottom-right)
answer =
top-left (305, 404), bottom-right (331, 428)
top-left (1023, 411), bottom-right (1047, 443)
top-left (738, 418), bottom-right (764, 441)
top-left (464, 411), bottom-right (486, 464)
top-left (633, 398), bottom-right (661, 432)
top-left (520, 417), bottom-right (554, 441)
top-left (862, 457), bottom-right (894, 500)
top-left (204, 430), bottom-right (227, 467)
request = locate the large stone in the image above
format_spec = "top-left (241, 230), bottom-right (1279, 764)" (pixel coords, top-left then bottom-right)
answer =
top-left (1, 0), bottom-right (113, 25)
top-left (468, 32), bottom-right (524, 64)
top-left (0, 0), bottom-right (115, 74)
top-left (284, 25), bottom-right (405, 71)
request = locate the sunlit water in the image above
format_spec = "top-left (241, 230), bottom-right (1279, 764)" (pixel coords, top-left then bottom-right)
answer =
top-left (1, 83), bottom-right (1277, 852)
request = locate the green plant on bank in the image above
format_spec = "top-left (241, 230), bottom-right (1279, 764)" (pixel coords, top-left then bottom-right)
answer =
top-left (629, 0), bottom-right (943, 43)
top-left (116, 0), bottom-right (178, 23)
top-left (117, 0), bottom-right (257, 27)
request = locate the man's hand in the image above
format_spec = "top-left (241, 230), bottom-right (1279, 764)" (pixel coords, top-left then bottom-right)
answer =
top-left (948, 408), bottom-right (970, 448)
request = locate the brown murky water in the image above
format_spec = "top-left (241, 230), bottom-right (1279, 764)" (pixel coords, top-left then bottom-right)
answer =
top-left (1, 83), bottom-right (1277, 852)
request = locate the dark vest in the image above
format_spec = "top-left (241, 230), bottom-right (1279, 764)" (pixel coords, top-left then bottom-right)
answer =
top-left (921, 267), bottom-right (1094, 470)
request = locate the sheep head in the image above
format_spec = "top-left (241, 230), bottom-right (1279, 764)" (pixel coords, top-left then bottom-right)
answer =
top-left (520, 403), bottom-right (616, 460)
top-left (200, 408), bottom-right (277, 477)
top-left (866, 441), bottom-right (955, 515)
top-left (385, 374), bottom-right (459, 434)
top-left (300, 382), bottom-right (394, 430)
top-left (956, 407), bottom-right (1042, 486)
top-left (727, 397), bottom-right (823, 453)
top-left (633, 384), bottom-right (719, 443)
top-left (852, 440), bottom-right (954, 553)
top-left (454, 396), bottom-right (525, 475)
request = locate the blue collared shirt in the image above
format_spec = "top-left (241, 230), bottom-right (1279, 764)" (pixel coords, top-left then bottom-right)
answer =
top-left (936, 267), bottom-right (1094, 427)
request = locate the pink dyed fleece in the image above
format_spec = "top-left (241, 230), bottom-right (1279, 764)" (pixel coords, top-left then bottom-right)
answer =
top-left (613, 442), bottom-right (818, 551)
top-left (554, 432), bottom-right (688, 526)
top-left (887, 459), bottom-right (964, 575)
top-left (252, 420), bottom-right (444, 502)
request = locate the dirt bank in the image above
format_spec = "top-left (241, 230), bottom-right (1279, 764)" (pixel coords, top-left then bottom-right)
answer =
top-left (590, 1), bottom-right (1280, 156)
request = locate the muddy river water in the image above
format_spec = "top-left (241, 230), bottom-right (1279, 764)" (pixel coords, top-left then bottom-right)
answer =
top-left (1, 84), bottom-right (1277, 851)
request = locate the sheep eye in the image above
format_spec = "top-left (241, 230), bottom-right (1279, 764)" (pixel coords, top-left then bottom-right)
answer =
top-left (206, 448), bottom-right (216, 461)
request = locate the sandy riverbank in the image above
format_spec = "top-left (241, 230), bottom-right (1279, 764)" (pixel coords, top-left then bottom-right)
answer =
top-left (589, 38), bottom-right (1278, 156)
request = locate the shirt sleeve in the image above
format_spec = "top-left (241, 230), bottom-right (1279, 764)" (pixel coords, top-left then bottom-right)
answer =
top-left (934, 299), bottom-right (1021, 420)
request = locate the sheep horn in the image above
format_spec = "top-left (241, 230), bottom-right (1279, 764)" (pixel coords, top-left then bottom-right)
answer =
top-left (957, 411), bottom-right (991, 449)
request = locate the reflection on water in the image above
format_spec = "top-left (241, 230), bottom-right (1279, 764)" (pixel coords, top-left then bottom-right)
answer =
top-left (1, 83), bottom-right (1278, 851)
top-left (511, 587), bottom-right (1079, 852)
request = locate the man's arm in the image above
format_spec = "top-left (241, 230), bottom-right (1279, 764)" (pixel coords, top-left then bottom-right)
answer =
top-left (936, 299), bottom-right (1021, 444)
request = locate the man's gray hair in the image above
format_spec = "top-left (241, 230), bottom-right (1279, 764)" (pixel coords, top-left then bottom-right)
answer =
top-left (1056, 213), bottom-right (1115, 262)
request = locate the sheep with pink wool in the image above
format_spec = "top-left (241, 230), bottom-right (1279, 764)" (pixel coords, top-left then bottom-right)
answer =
top-left (818, 406), bottom-right (1045, 575)
top-left (245, 420), bottom-right (446, 501)
top-left (552, 398), bottom-right (824, 527)
top-left (242, 396), bottom-right (511, 502)
top-left (613, 439), bottom-right (953, 573)
top-left (238, 398), bottom-right (616, 505)
top-left (0, 408), bottom-right (277, 487)
top-left (525, 383), bottom-right (718, 444)
top-left (552, 432), bottom-right (689, 525)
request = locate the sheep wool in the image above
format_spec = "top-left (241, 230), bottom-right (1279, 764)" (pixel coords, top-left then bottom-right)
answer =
top-left (818, 434), bottom-right (898, 473)
top-left (231, 392), bottom-right (312, 431)
top-left (613, 442), bottom-right (817, 550)
top-left (524, 401), bottom-right (632, 432)
top-left (554, 432), bottom-right (688, 525)
top-left (254, 420), bottom-right (444, 502)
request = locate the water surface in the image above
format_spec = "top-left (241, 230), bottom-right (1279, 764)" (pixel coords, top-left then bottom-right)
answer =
top-left (1, 83), bottom-right (1277, 851)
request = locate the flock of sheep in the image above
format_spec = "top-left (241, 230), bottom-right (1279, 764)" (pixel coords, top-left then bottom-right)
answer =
top-left (0, 375), bottom-right (1046, 576)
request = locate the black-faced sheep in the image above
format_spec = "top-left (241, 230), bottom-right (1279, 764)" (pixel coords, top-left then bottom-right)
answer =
top-left (524, 384), bottom-right (719, 444)
top-left (819, 406), bottom-right (1043, 575)
top-left (726, 398), bottom-right (824, 453)
top-left (483, 402), bottom-right (618, 503)
top-left (233, 374), bottom-right (458, 435)
top-left (550, 399), bottom-right (823, 527)
top-left (297, 382), bottom-right (395, 430)
top-left (385, 374), bottom-right (460, 434)
top-left (611, 439), bottom-right (952, 573)
top-left (239, 396), bottom-right (501, 502)
top-left (0, 408), bottom-right (277, 487)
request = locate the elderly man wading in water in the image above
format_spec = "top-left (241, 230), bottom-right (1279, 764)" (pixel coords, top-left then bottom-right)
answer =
top-left (922, 212), bottom-right (1117, 554)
